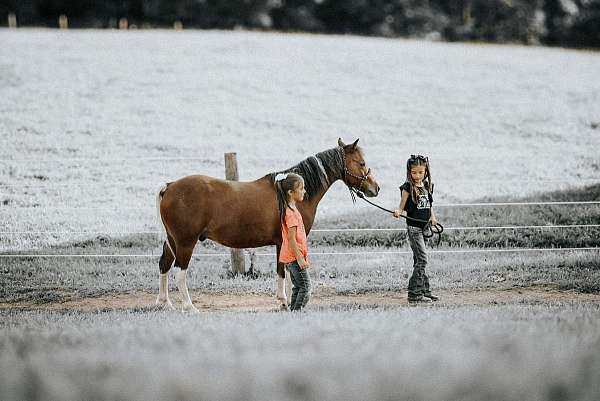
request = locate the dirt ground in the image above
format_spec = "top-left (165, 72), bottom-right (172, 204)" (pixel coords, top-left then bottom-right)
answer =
top-left (2, 285), bottom-right (599, 313)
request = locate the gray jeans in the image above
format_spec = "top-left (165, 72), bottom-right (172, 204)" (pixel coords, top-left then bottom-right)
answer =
top-left (407, 226), bottom-right (431, 298)
top-left (285, 261), bottom-right (311, 311)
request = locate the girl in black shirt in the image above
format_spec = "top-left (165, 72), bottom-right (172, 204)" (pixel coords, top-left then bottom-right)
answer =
top-left (393, 155), bottom-right (439, 303)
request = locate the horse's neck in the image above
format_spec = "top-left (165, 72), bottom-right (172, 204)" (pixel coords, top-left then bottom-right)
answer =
top-left (306, 183), bottom-right (333, 209)
top-left (301, 176), bottom-right (341, 230)
top-left (277, 149), bottom-right (346, 230)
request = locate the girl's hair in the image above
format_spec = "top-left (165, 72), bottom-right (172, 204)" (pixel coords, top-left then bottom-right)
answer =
top-left (406, 155), bottom-right (433, 203)
top-left (274, 172), bottom-right (304, 224)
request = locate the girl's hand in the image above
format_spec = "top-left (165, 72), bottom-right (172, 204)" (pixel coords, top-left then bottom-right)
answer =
top-left (430, 216), bottom-right (438, 225)
top-left (393, 209), bottom-right (406, 218)
top-left (299, 258), bottom-right (310, 269)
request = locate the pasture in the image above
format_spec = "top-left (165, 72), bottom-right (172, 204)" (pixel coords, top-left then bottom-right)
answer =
top-left (1, 29), bottom-right (600, 400)
top-left (2, 305), bottom-right (600, 401)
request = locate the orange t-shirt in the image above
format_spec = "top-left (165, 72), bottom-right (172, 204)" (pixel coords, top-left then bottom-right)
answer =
top-left (279, 207), bottom-right (309, 264)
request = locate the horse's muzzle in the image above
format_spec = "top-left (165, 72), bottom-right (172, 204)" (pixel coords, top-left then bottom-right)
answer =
top-left (363, 184), bottom-right (380, 197)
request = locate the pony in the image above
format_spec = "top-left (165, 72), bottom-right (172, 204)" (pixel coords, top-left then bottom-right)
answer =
top-left (155, 138), bottom-right (380, 312)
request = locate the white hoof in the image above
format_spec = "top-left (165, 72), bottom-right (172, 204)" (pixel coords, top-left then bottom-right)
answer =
top-left (276, 295), bottom-right (289, 311)
top-left (155, 297), bottom-right (175, 310)
top-left (181, 303), bottom-right (200, 314)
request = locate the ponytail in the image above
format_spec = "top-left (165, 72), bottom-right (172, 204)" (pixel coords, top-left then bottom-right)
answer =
top-left (274, 172), bottom-right (304, 225)
top-left (275, 179), bottom-right (289, 225)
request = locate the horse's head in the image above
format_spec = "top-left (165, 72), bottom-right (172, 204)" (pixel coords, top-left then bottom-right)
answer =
top-left (338, 138), bottom-right (380, 197)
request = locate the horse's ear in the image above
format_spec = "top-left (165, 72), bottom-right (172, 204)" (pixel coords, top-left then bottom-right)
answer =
top-left (351, 138), bottom-right (359, 150)
top-left (338, 138), bottom-right (346, 147)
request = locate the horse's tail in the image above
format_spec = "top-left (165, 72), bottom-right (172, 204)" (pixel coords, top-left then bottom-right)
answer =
top-left (156, 183), bottom-right (175, 257)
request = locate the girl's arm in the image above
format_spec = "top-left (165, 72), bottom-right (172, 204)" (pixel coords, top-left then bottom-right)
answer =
top-left (430, 208), bottom-right (438, 225)
top-left (393, 190), bottom-right (409, 218)
top-left (288, 226), bottom-right (309, 268)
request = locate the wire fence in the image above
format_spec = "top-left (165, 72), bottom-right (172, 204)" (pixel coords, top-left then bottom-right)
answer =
top-left (2, 181), bottom-right (599, 190)
top-left (2, 177), bottom-right (598, 257)
top-left (1, 247), bottom-right (598, 258)
top-left (2, 224), bottom-right (600, 235)
top-left (2, 201), bottom-right (600, 211)
top-left (0, 155), bottom-right (597, 167)
top-left (0, 157), bottom-right (214, 163)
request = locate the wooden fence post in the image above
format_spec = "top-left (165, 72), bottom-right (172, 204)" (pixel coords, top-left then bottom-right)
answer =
top-left (8, 13), bottom-right (17, 28)
top-left (224, 152), bottom-right (246, 275)
top-left (463, 0), bottom-right (472, 25)
top-left (59, 15), bottom-right (68, 29)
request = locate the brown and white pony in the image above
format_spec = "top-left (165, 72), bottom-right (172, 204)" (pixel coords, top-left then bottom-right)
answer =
top-left (155, 138), bottom-right (379, 312)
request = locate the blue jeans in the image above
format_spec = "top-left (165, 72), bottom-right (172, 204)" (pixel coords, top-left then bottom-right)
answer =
top-left (285, 261), bottom-right (311, 311)
top-left (407, 226), bottom-right (431, 298)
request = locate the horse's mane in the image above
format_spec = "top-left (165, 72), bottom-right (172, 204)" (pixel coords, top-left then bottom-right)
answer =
top-left (269, 146), bottom-right (363, 199)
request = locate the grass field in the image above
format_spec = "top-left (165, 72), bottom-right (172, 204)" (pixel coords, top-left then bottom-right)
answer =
top-left (2, 29), bottom-right (600, 222)
top-left (2, 305), bottom-right (600, 401)
top-left (1, 29), bottom-right (599, 400)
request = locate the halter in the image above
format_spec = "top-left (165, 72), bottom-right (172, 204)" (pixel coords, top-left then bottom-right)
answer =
top-left (340, 146), bottom-right (371, 195)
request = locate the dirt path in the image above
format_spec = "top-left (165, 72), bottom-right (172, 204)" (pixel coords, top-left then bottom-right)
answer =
top-left (2, 286), bottom-right (599, 312)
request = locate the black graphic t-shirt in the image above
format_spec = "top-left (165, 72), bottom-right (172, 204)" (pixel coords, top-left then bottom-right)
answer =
top-left (400, 182), bottom-right (433, 228)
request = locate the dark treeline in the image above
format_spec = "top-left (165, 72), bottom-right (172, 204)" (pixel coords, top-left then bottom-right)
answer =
top-left (2, 0), bottom-right (600, 48)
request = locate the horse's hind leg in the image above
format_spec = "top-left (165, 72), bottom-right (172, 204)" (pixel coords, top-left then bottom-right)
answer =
top-left (275, 245), bottom-right (286, 309)
top-left (174, 242), bottom-right (199, 313)
top-left (156, 238), bottom-right (176, 309)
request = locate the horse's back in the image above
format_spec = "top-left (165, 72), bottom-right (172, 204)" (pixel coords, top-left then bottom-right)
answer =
top-left (164, 174), bottom-right (272, 203)
top-left (160, 174), bottom-right (280, 247)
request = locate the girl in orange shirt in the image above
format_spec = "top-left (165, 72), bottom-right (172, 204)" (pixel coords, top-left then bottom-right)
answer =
top-left (275, 172), bottom-right (311, 311)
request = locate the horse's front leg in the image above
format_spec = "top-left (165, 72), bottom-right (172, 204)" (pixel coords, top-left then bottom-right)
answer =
top-left (276, 262), bottom-right (287, 310)
top-left (285, 268), bottom-right (292, 306)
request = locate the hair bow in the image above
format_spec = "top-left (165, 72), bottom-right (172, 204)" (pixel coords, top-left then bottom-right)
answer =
top-left (410, 154), bottom-right (428, 162)
top-left (275, 173), bottom-right (289, 182)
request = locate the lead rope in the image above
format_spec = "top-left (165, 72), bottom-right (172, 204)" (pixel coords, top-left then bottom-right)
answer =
top-left (350, 188), bottom-right (444, 246)
top-left (338, 146), bottom-right (443, 245)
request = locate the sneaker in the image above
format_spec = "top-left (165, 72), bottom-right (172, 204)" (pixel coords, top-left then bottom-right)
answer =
top-left (424, 294), bottom-right (439, 301)
top-left (408, 295), bottom-right (432, 304)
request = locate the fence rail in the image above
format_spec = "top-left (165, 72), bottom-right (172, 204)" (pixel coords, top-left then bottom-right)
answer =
top-left (0, 157), bottom-right (212, 162)
top-left (1, 224), bottom-right (600, 235)
top-left (3, 201), bottom-right (600, 211)
top-left (2, 182), bottom-right (599, 190)
top-left (1, 247), bottom-right (598, 258)
top-left (0, 154), bottom-right (595, 164)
